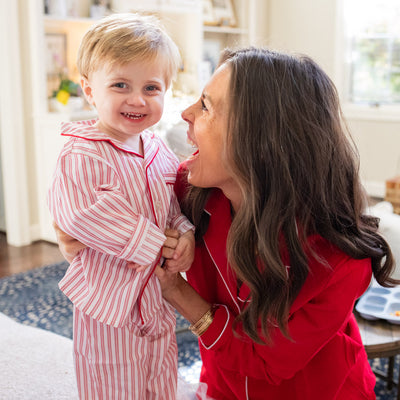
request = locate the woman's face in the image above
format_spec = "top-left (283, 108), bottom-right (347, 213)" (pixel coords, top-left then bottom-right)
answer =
top-left (182, 63), bottom-right (240, 202)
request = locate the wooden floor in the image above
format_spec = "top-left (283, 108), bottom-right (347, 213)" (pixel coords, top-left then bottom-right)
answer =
top-left (0, 232), bottom-right (65, 279)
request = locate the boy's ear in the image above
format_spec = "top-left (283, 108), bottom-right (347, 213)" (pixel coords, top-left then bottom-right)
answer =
top-left (81, 77), bottom-right (95, 106)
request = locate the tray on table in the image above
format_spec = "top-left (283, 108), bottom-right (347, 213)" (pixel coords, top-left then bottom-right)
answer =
top-left (356, 281), bottom-right (400, 324)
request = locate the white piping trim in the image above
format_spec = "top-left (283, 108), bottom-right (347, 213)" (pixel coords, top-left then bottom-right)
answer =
top-left (237, 294), bottom-right (249, 303)
top-left (200, 304), bottom-right (230, 350)
top-left (204, 240), bottom-right (241, 314)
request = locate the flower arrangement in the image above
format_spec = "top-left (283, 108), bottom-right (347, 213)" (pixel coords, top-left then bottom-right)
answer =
top-left (53, 78), bottom-right (82, 105)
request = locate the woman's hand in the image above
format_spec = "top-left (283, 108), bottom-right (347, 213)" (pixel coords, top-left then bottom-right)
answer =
top-left (154, 263), bottom-right (184, 299)
top-left (53, 222), bottom-right (86, 263)
top-left (154, 264), bottom-right (211, 325)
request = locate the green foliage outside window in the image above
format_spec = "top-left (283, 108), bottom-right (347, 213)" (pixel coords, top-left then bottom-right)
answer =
top-left (345, 0), bottom-right (400, 105)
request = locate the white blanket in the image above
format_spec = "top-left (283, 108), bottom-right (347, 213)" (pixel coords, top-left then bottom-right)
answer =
top-left (369, 201), bottom-right (400, 279)
top-left (0, 313), bottom-right (208, 399)
top-left (0, 312), bottom-right (78, 399)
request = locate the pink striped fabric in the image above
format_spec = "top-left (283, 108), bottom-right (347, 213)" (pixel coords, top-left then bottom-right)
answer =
top-left (48, 119), bottom-right (192, 328)
top-left (47, 120), bottom-right (192, 398)
top-left (74, 305), bottom-right (178, 399)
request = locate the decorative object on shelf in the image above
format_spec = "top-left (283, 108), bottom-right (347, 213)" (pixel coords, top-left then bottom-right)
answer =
top-left (53, 79), bottom-right (81, 103)
top-left (46, 0), bottom-right (68, 17)
top-left (203, 38), bottom-right (221, 72)
top-left (45, 33), bottom-right (67, 76)
top-left (203, 0), bottom-right (219, 26)
top-left (385, 176), bottom-right (400, 214)
top-left (90, 0), bottom-right (111, 19)
top-left (49, 78), bottom-right (85, 113)
top-left (45, 32), bottom-right (86, 113)
top-left (211, 0), bottom-right (236, 27)
top-left (45, 33), bottom-right (68, 97)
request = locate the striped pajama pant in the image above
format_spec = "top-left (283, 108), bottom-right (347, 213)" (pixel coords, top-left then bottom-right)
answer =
top-left (73, 307), bottom-right (178, 399)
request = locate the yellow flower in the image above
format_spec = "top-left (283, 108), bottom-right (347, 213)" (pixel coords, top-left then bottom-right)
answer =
top-left (56, 89), bottom-right (70, 105)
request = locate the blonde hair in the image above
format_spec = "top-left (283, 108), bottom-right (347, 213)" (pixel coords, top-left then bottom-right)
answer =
top-left (77, 13), bottom-right (181, 87)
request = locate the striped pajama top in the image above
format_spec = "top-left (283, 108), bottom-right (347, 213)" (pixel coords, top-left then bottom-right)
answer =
top-left (47, 119), bottom-right (193, 332)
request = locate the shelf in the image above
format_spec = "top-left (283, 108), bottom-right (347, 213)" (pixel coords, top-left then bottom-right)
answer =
top-left (203, 25), bottom-right (248, 35)
top-left (43, 15), bottom-right (94, 23)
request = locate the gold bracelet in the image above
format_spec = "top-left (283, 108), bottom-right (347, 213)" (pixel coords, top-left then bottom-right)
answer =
top-left (189, 305), bottom-right (216, 337)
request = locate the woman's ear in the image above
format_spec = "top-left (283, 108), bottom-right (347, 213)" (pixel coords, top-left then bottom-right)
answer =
top-left (81, 77), bottom-right (95, 106)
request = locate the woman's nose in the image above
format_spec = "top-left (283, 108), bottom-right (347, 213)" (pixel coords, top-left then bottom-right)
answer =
top-left (181, 104), bottom-right (194, 124)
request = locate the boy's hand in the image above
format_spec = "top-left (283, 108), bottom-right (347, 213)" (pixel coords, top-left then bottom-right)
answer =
top-left (127, 229), bottom-right (179, 271)
top-left (53, 221), bottom-right (86, 263)
top-left (163, 229), bottom-right (195, 273)
top-left (127, 229), bottom-right (195, 273)
top-left (128, 263), bottom-right (151, 272)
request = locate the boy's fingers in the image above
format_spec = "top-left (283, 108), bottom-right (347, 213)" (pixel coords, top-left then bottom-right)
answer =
top-left (164, 236), bottom-right (178, 250)
top-left (162, 246), bottom-right (175, 259)
top-left (127, 262), bottom-right (149, 272)
top-left (164, 228), bottom-right (180, 239)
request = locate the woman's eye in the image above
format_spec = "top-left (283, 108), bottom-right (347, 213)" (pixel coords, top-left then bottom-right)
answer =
top-left (113, 82), bottom-right (127, 89)
top-left (201, 99), bottom-right (208, 111)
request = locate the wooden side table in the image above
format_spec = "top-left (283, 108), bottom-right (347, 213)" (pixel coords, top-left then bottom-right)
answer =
top-left (356, 312), bottom-right (400, 399)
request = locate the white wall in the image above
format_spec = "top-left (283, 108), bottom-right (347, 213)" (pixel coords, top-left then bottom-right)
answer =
top-left (0, 135), bottom-right (5, 231)
top-left (267, 0), bottom-right (337, 76)
top-left (266, 0), bottom-right (400, 198)
top-left (348, 118), bottom-right (400, 196)
top-left (1, 0), bottom-right (398, 245)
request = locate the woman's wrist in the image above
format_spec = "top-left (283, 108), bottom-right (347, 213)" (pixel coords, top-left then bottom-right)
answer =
top-left (160, 271), bottom-right (186, 302)
top-left (189, 305), bottom-right (216, 336)
top-left (164, 275), bottom-right (212, 326)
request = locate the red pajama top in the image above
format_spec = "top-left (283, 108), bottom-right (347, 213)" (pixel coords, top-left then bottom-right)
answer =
top-left (48, 120), bottom-right (193, 331)
top-left (176, 170), bottom-right (376, 400)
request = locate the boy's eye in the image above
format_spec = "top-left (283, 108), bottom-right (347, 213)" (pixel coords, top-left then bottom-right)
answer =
top-left (145, 85), bottom-right (159, 92)
top-left (113, 82), bottom-right (127, 89)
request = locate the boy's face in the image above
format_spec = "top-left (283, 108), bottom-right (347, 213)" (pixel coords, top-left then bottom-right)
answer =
top-left (81, 58), bottom-right (167, 142)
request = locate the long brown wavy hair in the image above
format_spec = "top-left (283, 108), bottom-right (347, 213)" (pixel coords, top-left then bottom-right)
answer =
top-left (183, 47), bottom-right (397, 344)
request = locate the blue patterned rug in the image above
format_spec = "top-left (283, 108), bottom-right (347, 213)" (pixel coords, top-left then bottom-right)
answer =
top-left (0, 261), bottom-right (398, 398)
top-left (0, 261), bottom-right (201, 381)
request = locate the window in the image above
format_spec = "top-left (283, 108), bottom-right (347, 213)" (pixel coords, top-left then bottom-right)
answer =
top-left (344, 0), bottom-right (400, 105)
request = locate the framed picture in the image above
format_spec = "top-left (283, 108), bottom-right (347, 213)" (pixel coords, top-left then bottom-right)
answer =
top-left (45, 33), bottom-right (67, 76)
top-left (45, 33), bottom-right (67, 97)
top-left (212, 0), bottom-right (236, 27)
top-left (203, 0), bottom-right (219, 26)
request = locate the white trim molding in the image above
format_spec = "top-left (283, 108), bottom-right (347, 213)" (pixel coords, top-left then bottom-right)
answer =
top-left (0, 0), bottom-right (31, 245)
top-left (344, 104), bottom-right (400, 123)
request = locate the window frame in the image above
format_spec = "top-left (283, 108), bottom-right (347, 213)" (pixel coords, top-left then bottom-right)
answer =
top-left (336, 0), bottom-right (400, 122)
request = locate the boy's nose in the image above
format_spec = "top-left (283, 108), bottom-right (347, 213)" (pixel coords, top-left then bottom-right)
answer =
top-left (127, 92), bottom-right (146, 106)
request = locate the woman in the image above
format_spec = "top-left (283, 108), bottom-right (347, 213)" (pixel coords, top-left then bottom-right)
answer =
top-left (157, 47), bottom-right (397, 399)
top-left (56, 47), bottom-right (397, 399)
